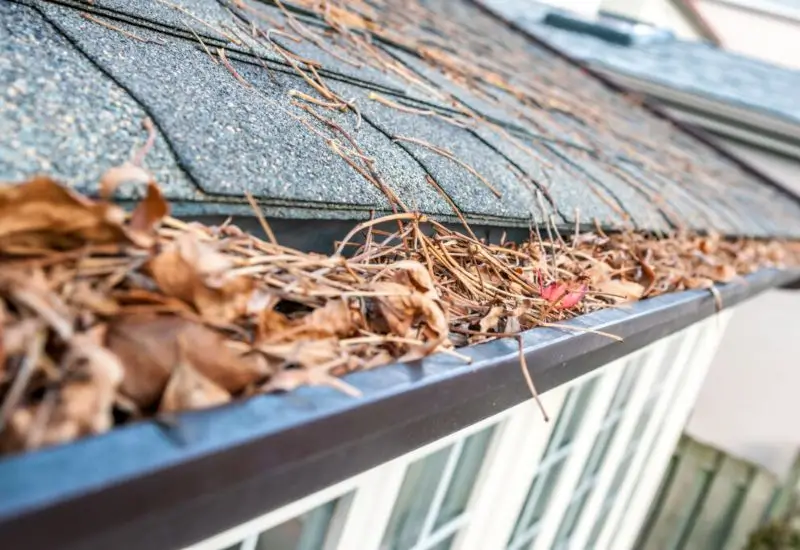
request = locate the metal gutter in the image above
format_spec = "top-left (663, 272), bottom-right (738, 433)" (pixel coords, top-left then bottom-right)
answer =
top-left (0, 268), bottom-right (797, 550)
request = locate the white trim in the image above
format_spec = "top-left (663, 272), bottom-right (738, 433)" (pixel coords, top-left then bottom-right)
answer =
top-left (530, 358), bottom-right (628, 550)
top-left (704, 0), bottom-right (800, 22)
top-left (457, 389), bottom-right (571, 550)
top-left (592, 68), bottom-right (800, 159)
top-left (564, 340), bottom-right (670, 549)
top-left (333, 465), bottom-right (407, 550)
top-left (609, 312), bottom-right (733, 550)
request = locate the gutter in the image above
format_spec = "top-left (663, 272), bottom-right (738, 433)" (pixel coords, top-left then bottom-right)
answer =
top-left (0, 267), bottom-right (797, 550)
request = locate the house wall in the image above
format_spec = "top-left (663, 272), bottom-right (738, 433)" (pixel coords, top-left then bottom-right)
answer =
top-left (684, 138), bottom-right (800, 479)
top-left (600, 0), bottom-right (704, 38)
top-left (694, 0), bottom-right (800, 69)
top-left (182, 318), bottom-right (728, 550)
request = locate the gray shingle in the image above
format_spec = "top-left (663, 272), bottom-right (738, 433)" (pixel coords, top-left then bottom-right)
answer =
top-left (4, 0), bottom-right (799, 238)
top-left (482, 0), bottom-right (800, 126)
top-left (0, 1), bottom-right (197, 200)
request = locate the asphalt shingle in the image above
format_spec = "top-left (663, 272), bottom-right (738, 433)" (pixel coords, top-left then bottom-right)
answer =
top-left (3, 0), bottom-right (799, 237)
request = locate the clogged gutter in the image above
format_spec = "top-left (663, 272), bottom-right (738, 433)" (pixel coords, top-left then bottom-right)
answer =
top-left (0, 163), bottom-right (798, 456)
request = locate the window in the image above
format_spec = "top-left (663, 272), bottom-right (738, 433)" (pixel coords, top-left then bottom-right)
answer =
top-left (381, 424), bottom-right (497, 550)
top-left (223, 495), bottom-right (352, 550)
top-left (506, 375), bottom-right (601, 550)
top-left (605, 327), bottom-right (712, 548)
top-left (584, 337), bottom-right (685, 547)
top-left (550, 355), bottom-right (647, 549)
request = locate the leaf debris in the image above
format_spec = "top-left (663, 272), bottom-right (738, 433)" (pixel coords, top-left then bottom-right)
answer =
top-left (0, 167), bottom-right (797, 455)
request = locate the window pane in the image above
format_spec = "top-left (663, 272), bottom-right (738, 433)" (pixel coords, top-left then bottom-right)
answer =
top-left (255, 496), bottom-right (345, 550)
top-left (435, 426), bottom-right (496, 528)
top-left (507, 376), bottom-right (600, 549)
top-left (509, 457), bottom-right (566, 543)
top-left (553, 491), bottom-right (590, 547)
top-left (556, 377), bottom-right (600, 450)
top-left (382, 446), bottom-right (451, 550)
top-left (428, 534), bottom-right (456, 550)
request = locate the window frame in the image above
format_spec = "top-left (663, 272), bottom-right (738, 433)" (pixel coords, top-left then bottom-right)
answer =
top-left (182, 315), bottom-right (730, 550)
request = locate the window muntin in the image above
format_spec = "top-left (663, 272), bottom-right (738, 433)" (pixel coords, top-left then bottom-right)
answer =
top-left (381, 424), bottom-right (497, 550)
top-left (506, 375), bottom-right (601, 549)
top-left (551, 355), bottom-right (648, 549)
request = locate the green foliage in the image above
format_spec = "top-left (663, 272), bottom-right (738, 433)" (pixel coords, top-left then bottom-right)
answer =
top-left (744, 520), bottom-right (800, 550)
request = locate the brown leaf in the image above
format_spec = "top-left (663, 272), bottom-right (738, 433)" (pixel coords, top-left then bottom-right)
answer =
top-left (66, 280), bottom-right (120, 316)
top-left (0, 177), bottom-right (129, 253)
top-left (711, 264), bottom-right (737, 283)
top-left (129, 182), bottom-right (169, 236)
top-left (258, 338), bottom-right (342, 368)
top-left (99, 162), bottom-right (152, 199)
top-left (107, 315), bottom-right (271, 407)
top-left (300, 299), bottom-right (359, 338)
top-left (159, 341), bottom-right (231, 413)
top-left (479, 306), bottom-right (504, 333)
top-left (367, 281), bottom-right (448, 348)
top-left (149, 235), bottom-right (254, 323)
top-left (262, 366), bottom-right (361, 397)
top-left (2, 318), bottom-right (42, 359)
top-left (4, 328), bottom-right (124, 452)
top-left (383, 260), bottom-right (438, 300)
top-left (684, 277), bottom-right (714, 290)
top-left (597, 279), bottom-right (645, 302)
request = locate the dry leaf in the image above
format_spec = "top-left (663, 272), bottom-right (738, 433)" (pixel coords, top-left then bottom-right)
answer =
top-left (2, 318), bottom-right (42, 359)
top-left (259, 338), bottom-right (342, 368)
top-left (107, 315), bottom-right (271, 407)
top-left (597, 279), bottom-right (645, 302)
top-left (479, 306), bottom-right (504, 333)
top-left (159, 340), bottom-right (231, 413)
top-left (711, 264), bottom-right (737, 283)
top-left (4, 328), bottom-right (124, 452)
top-left (540, 282), bottom-right (587, 309)
top-left (367, 281), bottom-right (448, 346)
top-left (300, 299), bottom-right (359, 338)
top-left (99, 162), bottom-right (152, 199)
top-left (67, 280), bottom-right (120, 316)
top-left (149, 235), bottom-right (254, 323)
top-left (0, 177), bottom-right (128, 253)
top-left (383, 260), bottom-right (438, 300)
top-left (262, 366), bottom-right (361, 397)
top-left (684, 277), bottom-right (714, 290)
top-left (129, 182), bottom-right (169, 236)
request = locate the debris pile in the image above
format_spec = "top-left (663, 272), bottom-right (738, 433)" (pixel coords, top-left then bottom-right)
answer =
top-left (0, 168), bottom-right (797, 455)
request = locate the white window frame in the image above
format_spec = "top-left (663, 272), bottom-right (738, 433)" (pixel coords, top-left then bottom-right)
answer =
top-left (183, 314), bottom-right (730, 550)
top-left (602, 312), bottom-right (733, 550)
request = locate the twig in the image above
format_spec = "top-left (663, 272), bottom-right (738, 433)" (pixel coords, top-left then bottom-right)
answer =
top-left (518, 336), bottom-right (549, 422)
top-left (245, 192), bottom-right (278, 245)
top-left (81, 13), bottom-right (164, 44)
top-left (394, 135), bottom-right (503, 198)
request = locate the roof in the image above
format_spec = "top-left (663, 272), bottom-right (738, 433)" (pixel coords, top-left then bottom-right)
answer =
top-left (481, 0), bottom-right (800, 127)
top-left (2, 1), bottom-right (800, 548)
top-left (3, 0), bottom-right (800, 240)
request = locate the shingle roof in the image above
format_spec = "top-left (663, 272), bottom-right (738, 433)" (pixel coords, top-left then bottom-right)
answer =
top-left (3, 0), bottom-right (800, 238)
top-left (481, 0), bottom-right (800, 125)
